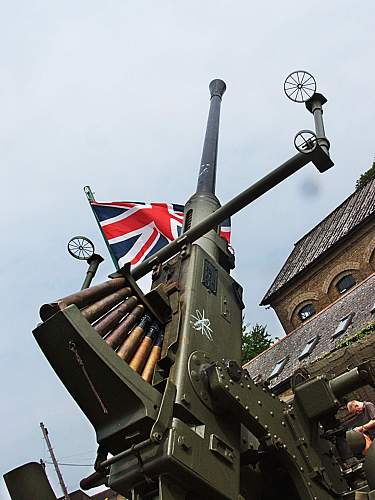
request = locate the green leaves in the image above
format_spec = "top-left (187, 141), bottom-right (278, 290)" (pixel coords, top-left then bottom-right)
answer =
top-left (356, 160), bottom-right (375, 190)
top-left (241, 322), bottom-right (273, 364)
top-left (336, 322), bottom-right (375, 350)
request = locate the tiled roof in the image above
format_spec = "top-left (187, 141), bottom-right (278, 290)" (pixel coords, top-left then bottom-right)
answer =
top-left (245, 273), bottom-right (375, 389)
top-left (261, 178), bottom-right (375, 304)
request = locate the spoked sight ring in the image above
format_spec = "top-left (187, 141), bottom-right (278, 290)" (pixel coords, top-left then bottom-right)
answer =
top-left (294, 130), bottom-right (317, 154)
top-left (284, 71), bottom-right (316, 103)
top-left (68, 236), bottom-right (95, 260)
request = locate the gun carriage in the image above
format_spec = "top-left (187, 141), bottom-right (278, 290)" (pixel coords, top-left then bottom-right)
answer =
top-left (10, 73), bottom-right (375, 499)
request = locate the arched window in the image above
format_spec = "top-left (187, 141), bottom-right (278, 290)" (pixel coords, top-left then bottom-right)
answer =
top-left (298, 303), bottom-right (316, 322)
top-left (336, 274), bottom-right (356, 294)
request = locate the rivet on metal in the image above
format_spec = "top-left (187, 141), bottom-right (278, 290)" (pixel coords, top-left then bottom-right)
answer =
top-left (177, 435), bottom-right (185, 447)
top-left (153, 432), bottom-right (162, 442)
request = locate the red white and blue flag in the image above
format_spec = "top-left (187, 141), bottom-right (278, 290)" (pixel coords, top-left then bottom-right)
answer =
top-left (89, 199), bottom-right (231, 268)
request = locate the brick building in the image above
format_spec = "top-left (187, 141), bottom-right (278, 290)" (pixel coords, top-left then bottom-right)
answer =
top-left (244, 176), bottom-right (375, 397)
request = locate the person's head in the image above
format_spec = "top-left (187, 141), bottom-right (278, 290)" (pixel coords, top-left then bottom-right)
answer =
top-left (347, 400), bottom-right (364, 414)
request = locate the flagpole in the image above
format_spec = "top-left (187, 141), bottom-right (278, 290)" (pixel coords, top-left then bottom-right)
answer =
top-left (84, 185), bottom-right (120, 270)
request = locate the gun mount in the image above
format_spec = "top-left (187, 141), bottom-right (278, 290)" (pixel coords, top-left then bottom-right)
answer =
top-left (19, 74), bottom-right (375, 500)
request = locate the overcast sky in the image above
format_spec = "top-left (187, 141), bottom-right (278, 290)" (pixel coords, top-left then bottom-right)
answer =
top-left (1, 1), bottom-right (375, 498)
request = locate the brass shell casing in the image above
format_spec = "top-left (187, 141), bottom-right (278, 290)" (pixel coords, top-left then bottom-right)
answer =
top-left (105, 304), bottom-right (144, 349)
top-left (94, 295), bottom-right (137, 337)
top-left (141, 345), bottom-right (161, 383)
top-left (129, 336), bottom-right (153, 373)
top-left (117, 324), bottom-right (145, 362)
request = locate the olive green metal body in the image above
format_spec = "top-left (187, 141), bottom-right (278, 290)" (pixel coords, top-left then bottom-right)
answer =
top-left (20, 79), bottom-right (375, 500)
top-left (4, 462), bottom-right (57, 500)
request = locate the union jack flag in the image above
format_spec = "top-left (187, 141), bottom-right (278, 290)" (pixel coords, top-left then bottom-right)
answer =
top-left (89, 198), bottom-right (231, 268)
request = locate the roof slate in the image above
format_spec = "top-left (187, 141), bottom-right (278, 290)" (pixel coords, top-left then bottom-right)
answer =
top-left (261, 178), bottom-right (375, 304)
top-left (245, 273), bottom-right (375, 389)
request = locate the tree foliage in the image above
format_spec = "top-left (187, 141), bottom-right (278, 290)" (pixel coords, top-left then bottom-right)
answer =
top-left (241, 322), bottom-right (273, 364)
top-left (356, 160), bottom-right (375, 190)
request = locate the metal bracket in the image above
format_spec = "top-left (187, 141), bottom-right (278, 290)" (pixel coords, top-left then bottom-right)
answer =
top-left (188, 350), bottom-right (216, 411)
top-left (109, 262), bottom-right (171, 324)
top-left (206, 360), bottom-right (345, 497)
top-left (209, 434), bottom-right (235, 464)
top-left (309, 144), bottom-right (334, 173)
top-left (150, 380), bottom-right (176, 443)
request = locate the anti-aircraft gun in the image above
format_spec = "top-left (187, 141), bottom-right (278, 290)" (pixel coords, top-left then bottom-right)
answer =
top-left (30, 73), bottom-right (375, 500)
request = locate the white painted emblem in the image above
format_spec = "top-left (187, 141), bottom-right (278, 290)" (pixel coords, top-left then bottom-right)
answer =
top-left (190, 309), bottom-right (213, 341)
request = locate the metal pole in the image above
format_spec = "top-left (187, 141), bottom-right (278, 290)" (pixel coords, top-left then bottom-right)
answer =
top-left (40, 422), bottom-right (70, 500)
top-left (183, 79), bottom-right (226, 259)
top-left (84, 186), bottom-right (120, 270)
top-left (306, 93), bottom-right (330, 155)
top-left (132, 150), bottom-right (317, 281)
top-left (81, 254), bottom-right (104, 290)
top-left (196, 79), bottom-right (226, 194)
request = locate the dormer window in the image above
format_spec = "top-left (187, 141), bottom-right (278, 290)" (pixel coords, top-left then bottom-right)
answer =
top-left (332, 313), bottom-right (354, 338)
top-left (298, 336), bottom-right (320, 360)
top-left (268, 356), bottom-right (288, 380)
top-left (298, 303), bottom-right (316, 322)
top-left (336, 274), bottom-right (356, 294)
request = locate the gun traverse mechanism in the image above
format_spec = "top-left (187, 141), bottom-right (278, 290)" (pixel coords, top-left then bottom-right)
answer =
top-left (28, 74), bottom-right (375, 500)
